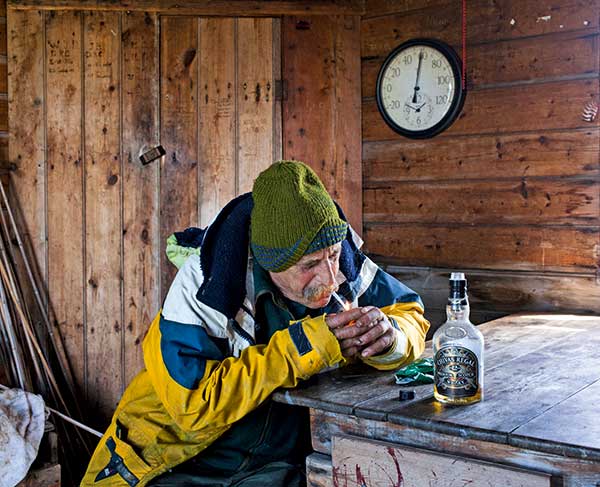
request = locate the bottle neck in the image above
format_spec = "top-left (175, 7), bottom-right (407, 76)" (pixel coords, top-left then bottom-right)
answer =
top-left (446, 305), bottom-right (470, 321)
top-left (446, 297), bottom-right (470, 321)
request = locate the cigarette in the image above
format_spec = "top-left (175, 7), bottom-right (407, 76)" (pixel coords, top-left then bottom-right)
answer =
top-left (331, 292), bottom-right (358, 327)
top-left (331, 291), bottom-right (349, 310)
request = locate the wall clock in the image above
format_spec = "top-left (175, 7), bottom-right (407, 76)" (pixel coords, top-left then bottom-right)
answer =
top-left (376, 38), bottom-right (466, 139)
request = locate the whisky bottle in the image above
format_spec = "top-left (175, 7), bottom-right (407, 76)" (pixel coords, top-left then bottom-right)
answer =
top-left (433, 272), bottom-right (484, 405)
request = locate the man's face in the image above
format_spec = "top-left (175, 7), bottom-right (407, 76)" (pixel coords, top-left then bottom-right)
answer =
top-left (269, 243), bottom-right (342, 309)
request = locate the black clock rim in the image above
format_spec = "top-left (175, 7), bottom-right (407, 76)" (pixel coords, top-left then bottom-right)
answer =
top-left (375, 38), bottom-right (466, 139)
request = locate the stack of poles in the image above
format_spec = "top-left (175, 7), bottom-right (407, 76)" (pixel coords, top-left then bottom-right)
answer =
top-left (0, 181), bottom-right (101, 481)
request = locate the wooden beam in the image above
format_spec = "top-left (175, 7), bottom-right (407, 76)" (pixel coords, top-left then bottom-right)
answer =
top-left (7, 0), bottom-right (366, 16)
top-left (333, 435), bottom-right (552, 487)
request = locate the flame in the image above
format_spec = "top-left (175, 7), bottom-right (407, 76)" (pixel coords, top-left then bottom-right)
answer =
top-left (332, 292), bottom-right (351, 311)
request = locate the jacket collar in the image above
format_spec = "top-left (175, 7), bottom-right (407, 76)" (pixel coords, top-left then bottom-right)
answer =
top-left (195, 192), bottom-right (364, 320)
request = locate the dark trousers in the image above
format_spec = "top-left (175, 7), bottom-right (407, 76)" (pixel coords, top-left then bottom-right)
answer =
top-left (146, 461), bottom-right (306, 487)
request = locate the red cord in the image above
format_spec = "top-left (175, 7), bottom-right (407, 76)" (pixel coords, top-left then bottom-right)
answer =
top-left (462, 0), bottom-right (467, 90)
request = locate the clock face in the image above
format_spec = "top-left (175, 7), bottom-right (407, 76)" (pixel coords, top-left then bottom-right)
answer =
top-left (376, 39), bottom-right (465, 139)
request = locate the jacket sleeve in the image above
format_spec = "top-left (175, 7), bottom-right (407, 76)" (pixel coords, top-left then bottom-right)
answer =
top-left (143, 310), bottom-right (343, 433)
top-left (357, 266), bottom-right (430, 370)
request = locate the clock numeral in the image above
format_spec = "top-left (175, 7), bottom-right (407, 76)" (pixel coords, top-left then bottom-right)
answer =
top-left (403, 54), bottom-right (413, 65)
top-left (436, 95), bottom-right (449, 104)
top-left (385, 83), bottom-right (393, 93)
top-left (437, 75), bottom-right (450, 86)
top-left (432, 59), bottom-right (442, 69)
top-left (389, 100), bottom-right (402, 109)
top-left (390, 67), bottom-right (401, 78)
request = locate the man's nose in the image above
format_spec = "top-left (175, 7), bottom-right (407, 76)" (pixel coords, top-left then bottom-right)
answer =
top-left (318, 259), bottom-right (336, 286)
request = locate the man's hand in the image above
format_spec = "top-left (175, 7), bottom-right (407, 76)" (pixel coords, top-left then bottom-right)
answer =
top-left (325, 306), bottom-right (396, 358)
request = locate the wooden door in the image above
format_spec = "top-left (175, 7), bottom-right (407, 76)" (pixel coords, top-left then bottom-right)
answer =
top-left (8, 8), bottom-right (281, 423)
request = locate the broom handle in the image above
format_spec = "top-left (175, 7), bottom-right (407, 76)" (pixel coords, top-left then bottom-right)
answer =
top-left (0, 383), bottom-right (102, 437)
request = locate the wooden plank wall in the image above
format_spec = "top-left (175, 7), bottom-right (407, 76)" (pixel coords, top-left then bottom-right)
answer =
top-left (282, 15), bottom-right (362, 233)
top-left (361, 0), bottom-right (600, 330)
top-left (0, 1), bottom-right (5, 165)
top-left (7, 9), bottom-right (280, 423)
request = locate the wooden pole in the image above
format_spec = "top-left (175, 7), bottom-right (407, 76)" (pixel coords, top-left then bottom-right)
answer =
top-left (0, 383), bottom-right (102, 437)
top-left (0, 184), bottom-right (78, 400)
top-left (0, 276), bottom-right (26, 389)
top-left (1, 274), bottom-right (48, 392)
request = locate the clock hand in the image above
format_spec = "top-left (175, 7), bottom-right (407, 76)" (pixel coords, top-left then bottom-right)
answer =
top-left (415, 102), bottom-right (426, 112)
top-left (412, 50), bottom-right (424, 104)
top-left (404, 102), bottom-right (416, 111)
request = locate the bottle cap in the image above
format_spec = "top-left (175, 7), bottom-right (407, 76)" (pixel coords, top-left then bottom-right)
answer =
top-left (450, 272), bottom-right (465, 281)
top-left (398, 390), bottom-right (416, 401)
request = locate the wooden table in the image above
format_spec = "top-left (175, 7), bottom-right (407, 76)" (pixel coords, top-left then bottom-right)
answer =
top-left (273, 314), bottom-right (600, 487)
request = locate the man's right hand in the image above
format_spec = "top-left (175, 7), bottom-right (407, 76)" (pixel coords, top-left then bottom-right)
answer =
top-left (325, 307), bottom-right (387, 358)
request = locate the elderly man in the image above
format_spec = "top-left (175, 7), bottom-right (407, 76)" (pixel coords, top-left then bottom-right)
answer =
top-left (81, 161), bottom-right (429, 487)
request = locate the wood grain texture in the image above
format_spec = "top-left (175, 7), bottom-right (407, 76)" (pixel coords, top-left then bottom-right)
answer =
top-left (364, 223), bottom-right (598, 272)
top-left (237, 17), bottom-right (275, 194)
top-left (121, 11), bottom-right (160, 384)
top-left (363, 129), bottom-right (600, 182)
top-left (0, 133), bottom-right (7, 163)
top-left (0, 98), bottom-right (5, 131)
top-left (17, 463), bottom-right (61, 487)
top-left (361, 0), bottom-right (600, 302)
top-left (364, 178), bottom-right (599, 225)
top-left (0, 21), bottom-right (6, 56)
top-left (379, 265), bottom-right (600, 317)
top-left (306, 452), bottom-right (333, 487)
top-left (355, 317), bottom-right (597, 423)
top-left (332, 15), bottom-right (362, 234)
top-left (8, 0), bottom-right (366, 15)
top-left (283, 15), bottom-right (362, 232)
top-left (512, 379), bottom-right (600, 458)
top-left (393, 318), bottom-right (600, 441)
top-left (7, 8), bottom-right (45, 289)
top-left (363, 79), bottom-right (599, 141)
top-left (45, 9), bottom-right (85, 397)
top-left (275, 315), bottom-right (600, 473)
top-left (160, 16), bottom-right (198, 297)
top-left (0, 57), bottom-right (7, 93)
top-left (83, 10), bottom-right (123, 420)
top-left (279, 316), bottom-right (595, 425)
top-left (198, 17), bottom-right (235, 228)
top-left (283, 15), bottom-right (335, 188)
top-left (362, 30), bottom-right (599, 96)
top-left (332, 435), bottom-right (551, 487)
top-left (361, 0), bottom-right (600, 58)
top-left (272, 19), bottom-right (282, 163)
top-left (8, 7), bottom-right (285, 427)
top-left (310, 409), bottom-right (600, 477)
top-left (276, 361), bottom-right (400, 416)
top-left (363, 0), bottom-right (450, 18)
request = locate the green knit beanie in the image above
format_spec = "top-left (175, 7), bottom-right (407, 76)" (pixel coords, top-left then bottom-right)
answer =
top-left (251, 160), bottom-right (348, 272)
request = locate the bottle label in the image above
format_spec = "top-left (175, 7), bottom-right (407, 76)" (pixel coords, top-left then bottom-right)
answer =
top-left (434, 346), bottom-right (479, 398)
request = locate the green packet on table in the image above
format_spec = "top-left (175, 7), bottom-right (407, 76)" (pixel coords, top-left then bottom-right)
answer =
top-left (394, 357), bottom-right (434, 385)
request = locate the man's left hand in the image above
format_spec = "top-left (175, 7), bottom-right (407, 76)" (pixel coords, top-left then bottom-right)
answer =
top-left (330, 306), bottom-right (396, 358)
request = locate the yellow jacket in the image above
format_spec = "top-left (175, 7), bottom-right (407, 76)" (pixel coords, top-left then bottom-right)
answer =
top-left (82, 303), bottom-right (427, 486)
top-left (81, 195), bottom-right (429, 486)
